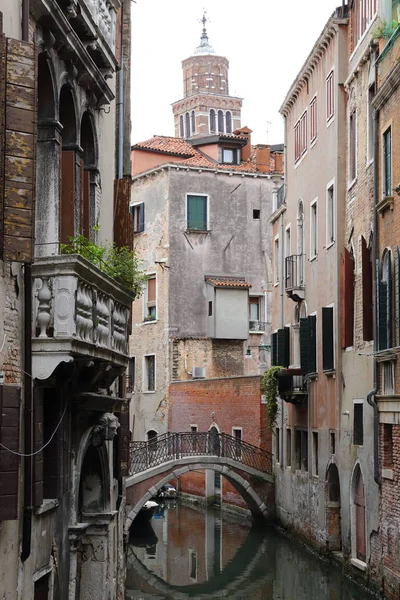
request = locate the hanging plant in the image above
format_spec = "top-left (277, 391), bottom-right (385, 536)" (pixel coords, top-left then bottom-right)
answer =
top-left (261, 366), bottom-right (284, 430)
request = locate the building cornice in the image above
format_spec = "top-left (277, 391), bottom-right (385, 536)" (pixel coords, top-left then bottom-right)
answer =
top-left (131, 163), bottom-right (281, 184)
top-left (373, 61), bottom-right (400, 111)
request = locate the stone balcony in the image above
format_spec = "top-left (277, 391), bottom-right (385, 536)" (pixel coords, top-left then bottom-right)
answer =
top-left (32, 254), bottom-right (133, 381)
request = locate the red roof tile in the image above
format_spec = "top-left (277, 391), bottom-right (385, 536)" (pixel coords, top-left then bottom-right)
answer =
top-left (132, 136), bottom-right (196, 157)
top-left (206, 277), bottom-right (252, 289)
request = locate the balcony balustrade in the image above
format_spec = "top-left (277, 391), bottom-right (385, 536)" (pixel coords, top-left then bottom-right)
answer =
top-left (249, 320), bottom-right (267, 333)
top-left (32, 254), bottom-right (132, 381)
top-left (277, 368), bottom-right (308, 405)
top-left (285, 254), bottom-right (305, 302)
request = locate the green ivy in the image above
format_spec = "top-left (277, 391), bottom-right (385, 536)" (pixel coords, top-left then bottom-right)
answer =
top-left (61, 233), bottom-right (146, 296)
top-left (261, 365), bottom-right (284, 430)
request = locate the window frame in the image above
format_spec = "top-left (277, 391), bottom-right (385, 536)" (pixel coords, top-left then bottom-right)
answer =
top-left (186, 193), bottom-right (209, 232)
top-left (351, 0), bottom-right (378, 52)
top-left (326, 180), bottom-right (335, 248)
top-left (326, 69), bottom-right (335, 123)
top-left (209, 109), bottom-right (216, 134)
top-left (274, 234), bottom-right (280, 284)
top-left (353, 399), bottom-right (364, 446)
top-left (294, 110), bottom-right (308, 163)
top-left (143, 354), bottom-right (156, 393)
top-left (143, 273), bottom-right (157, 322)
top-left (310, 95), bottom-right (318, 144)
top-left (310, 198), bottom-right (318, 260)
top-left (131, 202), bottom-right (145, 234)
top-left (349, 110), bottom-right (357, 185)
top-left (383, 126), bottom-right (392, 197)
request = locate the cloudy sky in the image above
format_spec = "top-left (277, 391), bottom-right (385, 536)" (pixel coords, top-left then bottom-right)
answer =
top-left (131, 0), bottom-right (341, 146)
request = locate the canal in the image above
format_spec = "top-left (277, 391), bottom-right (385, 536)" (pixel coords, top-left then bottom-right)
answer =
top-left (126, 501), bottom-right (378, 599)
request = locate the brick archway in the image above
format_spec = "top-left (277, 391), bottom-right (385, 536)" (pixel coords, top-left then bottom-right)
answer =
top-left (125, 458), bottom-right (274, 535)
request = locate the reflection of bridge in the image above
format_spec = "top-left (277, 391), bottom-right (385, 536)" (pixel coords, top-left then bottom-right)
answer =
top-left (126, 524), bottom-right (275, 600)
top-left (125, 432), bottom-right (274, 534)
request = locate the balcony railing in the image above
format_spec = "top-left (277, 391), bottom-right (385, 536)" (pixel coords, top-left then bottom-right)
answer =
top-left (31, 254), bottom-right (133, 380)
top-left (285, 254), bottom-right (305, 299)
top-left (79, 0), bottom-right (118, 52)
top-left (249, 320), bottom-right (267, 332)
top-left (277, 368), bottom-right (308, 405)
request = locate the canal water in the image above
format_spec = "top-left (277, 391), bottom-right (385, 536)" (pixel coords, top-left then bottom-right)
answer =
top-left (126, 501), bottom-right (378, 599)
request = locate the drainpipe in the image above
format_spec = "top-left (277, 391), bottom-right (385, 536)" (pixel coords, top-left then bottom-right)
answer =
top-left (279, 116), bottom-right (287, 470)
top-left (366, 59), bottom-right (380, 487)
top-left (21, 1), bottom-right (33, 563)
top-left (117, 2), bottom-right (124, 179)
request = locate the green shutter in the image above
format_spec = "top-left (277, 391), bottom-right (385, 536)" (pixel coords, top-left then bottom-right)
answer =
top-left (308, 315), bottom-right (317, 373)
top-left (187, 195), bottom-right (207, 230)
top-left (271, 332), bottom-right (277, 366)
top-left (277, 327), bottom-right (290, 367)
top-left (322, 307), bottom-right (334, 371)
top-left (138, 202), bottom-right (145, 233)
top-left (397, 247), bottom-right (400, 346)
top-left (376, 259), bottom-right (388, 351)
top-left (300, 318), bottom-right (309, 375)
top-left (387, 251), bottom-right (392, 349)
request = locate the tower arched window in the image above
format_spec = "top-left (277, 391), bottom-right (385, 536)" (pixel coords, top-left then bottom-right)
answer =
top-left (180, 115), bottom-right (184, 138)
top-left (185, 112), bottom-right (191, 138)
top-left (191, 110), bottom-right (196, 135)
top-left (218, 110), bottom-right (224, 133)
top-left (210, 109), bottom-right (216, 133)
top-left (226, 111), bottom-right (232, 134)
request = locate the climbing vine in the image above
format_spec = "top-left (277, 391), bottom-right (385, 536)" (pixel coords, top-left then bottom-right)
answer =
top-left (261, 366), bottom-right (284, 430)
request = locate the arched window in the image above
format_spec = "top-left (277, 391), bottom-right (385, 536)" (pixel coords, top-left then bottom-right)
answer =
top-left (147, 430), bottom-right (158, 452)
top-left (225, 111), bottom-right (232, 134)
top-left (297, 200), bottom-right (305, 285)
top-left (378, 249), bottom-right (392, 350)
top-left (210, 109), bottom-right (216, 133)
top-left (218, 110), bottom-right (224, 133)
top-left (80, 112), bottom-right (97, 239)
top-left (185, 112), bottom-right (191, 138)
top-left (191, 110), bottom-right (196, 135)
top-left (179, 115), bottom-right (184, 138)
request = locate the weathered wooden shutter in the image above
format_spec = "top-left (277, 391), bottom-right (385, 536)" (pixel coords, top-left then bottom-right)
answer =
top-left (308, 315), bottom-right (317, 374)
top-left (396, 247), bottom-right (400, 346)
top-left (138, 202), bottom-right (145, 233)
top-left (300, 318), bottom-right (309, 375)
top-left (376, 259), bottom-right (388, 351)
top-left (0, 385), bottom-right (21, 520)
top-left (60, 150), bottom-right (76, 244)
top-left (119, 402), bottom-right (130, 477)
top-left (322, 307), bottom-right (334, 371)
top-left (271, 332), bottom-right (278, 366)
top-left (2, 38), bottom-right (37, 262)
top-left (341, 248), bottom-right (355, 349)
top-left (362, 237), bottom-right (373, 342)
top-left (277, 327), bottom-right (290, 367)
top-left (387, 251), bottom-right (393, 349)
top-left (113, 178), bottom-right (133, 248)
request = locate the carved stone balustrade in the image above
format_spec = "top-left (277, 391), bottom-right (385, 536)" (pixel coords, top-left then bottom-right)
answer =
top-left (32, 254), bottom-right (133, 381)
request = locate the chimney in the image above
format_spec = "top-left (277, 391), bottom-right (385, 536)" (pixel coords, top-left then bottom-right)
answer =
top-left (255, 145), bottom-right (271, 173)
top-left (273, 152), bottom-right (284, 174)
top-left (233, 126), bottom-right (252, 163)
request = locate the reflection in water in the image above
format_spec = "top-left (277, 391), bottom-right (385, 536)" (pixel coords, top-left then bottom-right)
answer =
top-left (126, 502), bottom-right (377, 600)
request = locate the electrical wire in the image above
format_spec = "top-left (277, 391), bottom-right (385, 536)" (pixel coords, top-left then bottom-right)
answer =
top-left (0, 400), bottom-right (69, 457)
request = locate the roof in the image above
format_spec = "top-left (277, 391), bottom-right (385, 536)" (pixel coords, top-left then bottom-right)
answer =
top-left (132, 135), bottom-right (283, 175)
top-left (205, 277), bottom-right (252, 289)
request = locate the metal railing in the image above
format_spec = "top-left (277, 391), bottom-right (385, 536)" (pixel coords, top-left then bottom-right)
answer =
top-left (129, 432), bottom-right (273, 476)
top-left (285, 254), bottom-right (305, 291)
top-left (249, 320), bottom-right (267, 332)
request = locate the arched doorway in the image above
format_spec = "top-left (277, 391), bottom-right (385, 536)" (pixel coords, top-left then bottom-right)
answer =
top-left (326, 463), bottom-right (341, 550)
top-left (352, 465), bottom-right (366, 562)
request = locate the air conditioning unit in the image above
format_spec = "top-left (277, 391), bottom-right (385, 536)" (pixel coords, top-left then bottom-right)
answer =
top-left (192, 366), bottom-right (206, 379)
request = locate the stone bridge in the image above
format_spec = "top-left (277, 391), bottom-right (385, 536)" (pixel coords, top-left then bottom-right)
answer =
top-left (125, 432), bottom-right (274, 534)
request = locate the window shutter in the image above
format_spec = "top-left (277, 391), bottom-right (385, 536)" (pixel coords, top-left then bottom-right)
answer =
top-left (138, 202), bottom-right (145, 233)
top-left (397, 247), bottom-right (400, 346)
top-left (300, 318), bottom-right (309, 375)
top-left (308, 315), bottom-right (317, 374)
top-left (277, 327), bottom-right (290, 367)
top-left (271, 332), bottom-right (277, 366)
top-left (362, 237), bottom-right (373, 342)
top-left (376, 259), bottom-right (388, 351)
top-left (322, 307), bottom-right (334, 371)
top-left (2, 38), bottom-right (37, 262)
top-left (0, 385), bottom-right (21, 520)
top-left (341, 248), bottom-right (355, 348)
top-left (387, 251), bottom-right (393, 349)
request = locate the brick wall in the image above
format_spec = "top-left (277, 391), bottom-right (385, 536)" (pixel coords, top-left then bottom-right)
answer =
top-left (1, 263), bottom-right (23, 385)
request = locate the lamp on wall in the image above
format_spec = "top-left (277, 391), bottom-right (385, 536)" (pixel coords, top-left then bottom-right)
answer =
top-left (245, 344), bottom-right (271, 358)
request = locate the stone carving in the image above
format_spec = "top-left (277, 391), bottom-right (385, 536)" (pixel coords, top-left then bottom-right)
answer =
top-left (92, 412), bottom-right (120, 446)
top-left (36, 277), bottom-right (52, 338)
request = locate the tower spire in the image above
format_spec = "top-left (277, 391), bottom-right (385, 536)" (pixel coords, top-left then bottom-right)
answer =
top-left (193, 10), bottom-right (215, 55)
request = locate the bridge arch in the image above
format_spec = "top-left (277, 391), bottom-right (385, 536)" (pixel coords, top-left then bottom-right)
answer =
top-left (125, 459), bottom-right (273, 534)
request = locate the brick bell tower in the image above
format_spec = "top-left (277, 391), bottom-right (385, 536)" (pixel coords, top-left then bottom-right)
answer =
top-left (172, 13), bottom-right (242, 139)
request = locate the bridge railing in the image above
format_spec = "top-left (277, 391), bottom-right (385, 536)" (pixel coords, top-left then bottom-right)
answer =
top-left (128, 432), bottom-right (273, 476)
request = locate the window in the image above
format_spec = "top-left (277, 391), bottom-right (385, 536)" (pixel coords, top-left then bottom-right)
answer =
top-left (327, 184), bottom-right (334, 245)
top-left (253, 209), bottom-right (260, 219)
top-left (127, 357), bottom-right (135, 394)
top-left (300, 315), bottom-right (317, 374)
top-left (208, 300), bottom-right (212, 316)
top-left (233, 427), bottom-right (242, 459)
top-left (191, 110), bottom-right (196, 135)
top-left (353, 401), bottom-right (364, 445)
top-left (189, 550), bottom-right (198, 581)
top-left (383, 361), bottom-right (395, 395)
top-left (377, 250), bottom-right (392, 351)
top-left (131, 203), bottom-right (145, 234)
top-left (362, 237), bottom-right (373, 341)
top-left (310, 200), bottom-right (317, 258)
top-left (330, 431), bottom-right (336, 455)
top-left (185, 112), bottom-right (191, 138)
top-left (190, 424), bottom-right (198, 433)
top-left (310, 96), bottom-right (317, 142)
top-left (249, 296), bottom-right (261, 324)
top-left (276, 428), bottom-right (280, 463)
top-left (274, 236), bottom-right (280, 283)
top-left (367, 84), bottom-right (375, 163)
top-left (271, 326), bottom-right (290, 367)
top-left (180, 115), bottom-right (184, 137)
top-left (144, 355), bottom-right (155, 392)
top-left (349, 111), bottom-right (357, 183)
top-left (294, 111), bottom-right (307, 162)
top-left (210, 109), bottom-right (216, 133)
top-left (226, 111), bottom-right (232, 134)
top-left (285, 226), bottom-right (291, 258)
top-left (295, 429), bottom-right (308, 471)
top-left (34, 572), bottom-right (50, 600)
top-left (312, 432), bottom-right (318, 476)
top-left (187, 194), bottom-right (208, 231)
top-left (341, 247), bottom-right (355, 348)
top-left (383, 424), bottom-right (393, 467)
top-left (147, 429), bottom-right (157, 451)
top-left (286, 428), bottom-right (292, 467)
top-left (326, 70), bottom-right (334, 121)
top-left (383, 127), bottom-right (392, 197)
top-left (295, 429), bottom-right (301, 469)
top-left (322, 306), bottom-right (334, 371)
top-left (222, 147), bottom-right (240, 164)
top-left (218, 110), bottom-right (224, 133)
top-left (352, 0), bottom-right (377, 50)
top-left (144, 276), bottom-right (156, 321)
